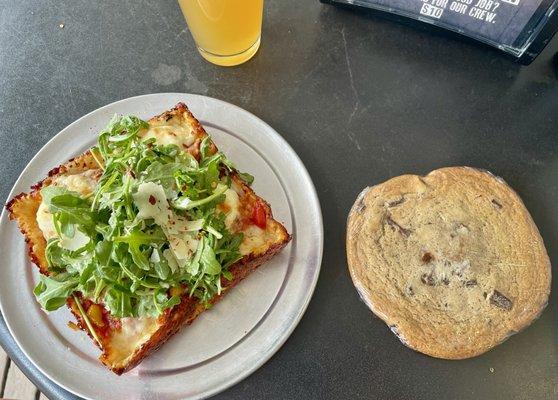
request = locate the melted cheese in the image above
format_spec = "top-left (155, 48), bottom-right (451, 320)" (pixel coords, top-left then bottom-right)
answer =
top-left (140, 119), bottom-right (196, 148)
top-left (59, 229), bottom-right (90, 251)
top-left (220, 188), bottom-right (241, 229)
top-left (217, 186), bottom-right (271, 256)
top-left (54, 170), bottom-right (99, 196)
top-left (108, 317), bottom-right (159, 365)
top-left (239, 225), bottom-right (268, 256)
top-left (36, 170), bottom-right (99, 242)
top-left (36, 202), bottom-right (58, 240)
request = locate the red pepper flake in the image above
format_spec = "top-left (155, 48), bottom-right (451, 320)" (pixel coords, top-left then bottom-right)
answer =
top-left (149, 195), bottom-right (157, 205)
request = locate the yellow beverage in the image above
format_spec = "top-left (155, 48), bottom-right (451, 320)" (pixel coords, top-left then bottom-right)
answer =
top-left (178, 0), bottom-right (264, 66)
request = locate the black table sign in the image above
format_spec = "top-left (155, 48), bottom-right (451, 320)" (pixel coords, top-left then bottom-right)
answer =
top-left (321, 0), bottom-right (558, 64)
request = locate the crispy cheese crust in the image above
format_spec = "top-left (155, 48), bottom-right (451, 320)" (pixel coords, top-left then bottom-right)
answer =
top-left (7, 103), bottom-right (291, 374)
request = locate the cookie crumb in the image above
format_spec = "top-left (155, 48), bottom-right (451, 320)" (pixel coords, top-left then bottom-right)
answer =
top-left (421, 252), bottom-right (434, 263)
top-left (59, 23), bottom-right (65, 29)
top-left (489, 367), bottom-right (494, 373)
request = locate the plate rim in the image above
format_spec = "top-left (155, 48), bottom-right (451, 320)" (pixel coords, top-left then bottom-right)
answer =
top-left (0, 93), bottom-right (323, 399)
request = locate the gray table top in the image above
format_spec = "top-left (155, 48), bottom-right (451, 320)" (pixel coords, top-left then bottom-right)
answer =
top-left (1, 0), bottom-right (557, 399)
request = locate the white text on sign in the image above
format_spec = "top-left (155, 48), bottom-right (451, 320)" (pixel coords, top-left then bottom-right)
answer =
top-left (420, 3), bottom-right (444, 18)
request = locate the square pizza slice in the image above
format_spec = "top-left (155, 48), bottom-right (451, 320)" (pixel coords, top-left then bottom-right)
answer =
top-left (7, 103), bottom-right (291, 374)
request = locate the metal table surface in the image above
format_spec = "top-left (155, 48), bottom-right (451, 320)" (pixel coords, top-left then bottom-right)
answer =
top-left (1, 0), bottom-right (557, 399)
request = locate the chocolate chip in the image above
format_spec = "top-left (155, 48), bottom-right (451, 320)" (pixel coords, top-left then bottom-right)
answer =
top-left (422, 252), bottom-right (434, 263)
top-left (491, 199), bottom-right (503, 209)
top-left (490, 290), bottom-right (513, 311)
top-left (465, 279), bottom-right (477, 288)
top-left (386, 215), bottom-right (411, 238)
top-left (148, 195), bottom-right (156, 205)
top-left (421, 273), bottom-right (435, 286)
top-left (387, 197), bottom-right (405, 207)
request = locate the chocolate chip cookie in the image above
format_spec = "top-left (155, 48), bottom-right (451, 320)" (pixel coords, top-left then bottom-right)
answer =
top-left (346, 167), bottom-right (551, 359)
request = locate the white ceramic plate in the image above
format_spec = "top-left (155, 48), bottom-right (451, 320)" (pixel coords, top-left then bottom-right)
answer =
top-left (0, 94), bottom-right (323, 400)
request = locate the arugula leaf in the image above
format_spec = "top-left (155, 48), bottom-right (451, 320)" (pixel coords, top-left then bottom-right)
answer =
top-left (143, 162), bottom-right (183, 184)
top-left (34, 274), bottom-right (79, 311)
top-left (104, 287), bottom-right (133, 318)
top-left (200, 242), bottom-right (221, 276)
top-left (162, 295), bottom-right (181, 309)
top-left (172, 183), bottom-right (227, 210)
top-left (128, 242), bottom-right (150, 271)
top-left (45, 238), bottom-right (93, 272)
top-left (237, 172), bottom-right (254, 186)
top-left (151, 248), bottom-right (171, 280)
top-left (218, 154), bottom-right (254, 185)
top-left (42, 188), bottom-right (95, 228)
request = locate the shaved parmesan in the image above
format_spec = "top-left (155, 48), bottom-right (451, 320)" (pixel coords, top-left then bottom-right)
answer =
top-left (132, 182), bottom-right (171, 226)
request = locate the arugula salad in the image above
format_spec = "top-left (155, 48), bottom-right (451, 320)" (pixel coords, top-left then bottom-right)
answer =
top-left (35, 115), bottom-right (253, 320)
